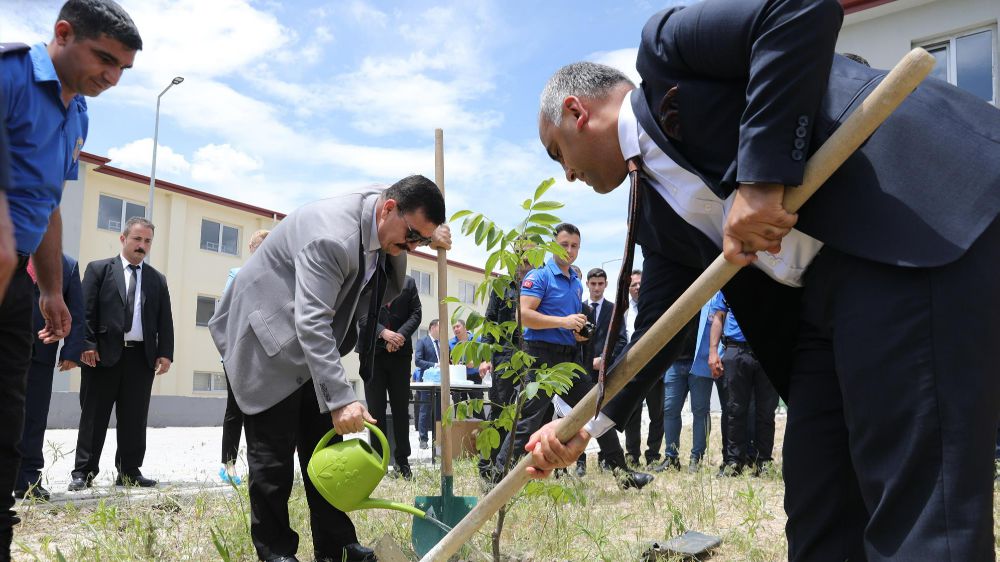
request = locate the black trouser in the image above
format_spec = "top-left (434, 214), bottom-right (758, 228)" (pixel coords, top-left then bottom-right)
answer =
top-left (479, 350), bottom-right (517, 472)
top-left (221, 369), bottom-right (243, 465)
top-left (624, 377), bottom-right (665, 464)
top-left (72, 346), bottom-right (155, 478)
top-left (243, 382), bottom-right (357, 560)
top-left (0, 262), bottom-right (34, 533)
top-left (363, 350), bottom-right (412, 467)
top-left (721, 343), bottom-right (778, 467)
top-left (784, 216), bottom-right (1000, 562)
top-left (16, 359), bottom-right (56, 490)
top-left (496, 340), bottom-right (628, 471)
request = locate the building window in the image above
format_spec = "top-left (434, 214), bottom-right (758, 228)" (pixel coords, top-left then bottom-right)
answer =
top-left (195, 296), bottom-right (217, 327)
top-left (200, 219), bottom-right (240, 256)
top-left (414, 327), bottom-right (428, 343)
top-left (919, 27), bottom-right (996, 104)
top-left (458, 280), bottom-right (477, 304)
top-left (97, 194), bottom-right (145, 232)
top-left (412, 269), bottom-right (432, 296)
top-left (193, 371), bottom-right (227, 392)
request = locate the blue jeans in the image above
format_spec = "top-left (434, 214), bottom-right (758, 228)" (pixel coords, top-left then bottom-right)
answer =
top-left (662, 358), bottom-right (714, 462)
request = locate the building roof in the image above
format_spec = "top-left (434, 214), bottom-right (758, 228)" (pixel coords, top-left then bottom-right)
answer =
top-left (79, 151), bottom-right (487, 275)
top-left (841, 0), bottom-right (895, 14)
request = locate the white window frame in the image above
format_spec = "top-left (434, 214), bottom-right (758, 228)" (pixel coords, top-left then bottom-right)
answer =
top-left (412, 269), bottom-right (433, 296)
top-left (200, 219), bottom-right (241, 256)
top-left (195, 295), bottom-right (218, 327)
top-left (458, 280), bottom-right (477, 304)
top-left (97, 194), bottom-right (145, 232)
top-left (916, 25), bottom-right (998, 106)
top-left (193, 371), bottom-right (227, 393)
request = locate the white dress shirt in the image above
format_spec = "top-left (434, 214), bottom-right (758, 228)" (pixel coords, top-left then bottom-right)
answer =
top-left (624, 297), bottom-right (639, 341)
top-left (616, 95), bottom-right (823, 288)
top-left (120, 255), bottom-right (143, 342)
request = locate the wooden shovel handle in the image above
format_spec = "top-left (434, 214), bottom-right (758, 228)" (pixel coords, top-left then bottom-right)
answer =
top-left (435, 128), bottom-right (454, 477)
top-left (420, 48), bottom-right (936, 561)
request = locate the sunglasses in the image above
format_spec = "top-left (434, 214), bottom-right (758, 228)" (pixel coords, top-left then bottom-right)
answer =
top-left (400, 212), bottom-right (433, 246)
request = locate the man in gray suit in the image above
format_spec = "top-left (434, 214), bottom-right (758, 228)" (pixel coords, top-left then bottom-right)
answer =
top-left (210, 175), bottom-right (449, 562)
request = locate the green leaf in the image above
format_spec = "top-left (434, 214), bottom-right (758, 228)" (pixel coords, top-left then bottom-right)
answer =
top-left (450, 209), bottom-right (473, 222)
top-left (523, 381), bottom-right (540, 400)
top-left (528, 213), bottom-right (561, 226)
top-left (474, 221), bottom-right (488, 245)
top-left (486, 226), bottom-right (501, 250)
top-left (531, 200), bottom-right (564, 211)
top-left (440, 296), bottom-right (460, 304)
top-left (521, 198), bottom-right (533, 210)
top-left (467, 214), bottom-right (484, 237)
top-left (524, 225), bottom-right (551, 237)
top-left (533, 178), bottom-right (555, 201)
top-left (483, 253), bottom-right (500, 276)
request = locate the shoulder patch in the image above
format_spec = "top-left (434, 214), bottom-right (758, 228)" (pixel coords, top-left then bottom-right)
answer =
top-left (522, 280), bottom-right (533, 289)
top-left (0, 43), bottom-right (30, 56)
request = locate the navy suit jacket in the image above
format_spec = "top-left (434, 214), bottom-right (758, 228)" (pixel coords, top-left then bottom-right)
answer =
top-left (581, 299), bottom-right (627, 380)
top-left (413, 335), bottom-right (440, 380)
top-left (31, 255), bottom-right (85, 368)
top-left (604, 0), bottom-right (1000, 424)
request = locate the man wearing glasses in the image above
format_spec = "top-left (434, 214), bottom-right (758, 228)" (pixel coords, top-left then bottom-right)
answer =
top-left (209, 176), bottom-right (450, 562)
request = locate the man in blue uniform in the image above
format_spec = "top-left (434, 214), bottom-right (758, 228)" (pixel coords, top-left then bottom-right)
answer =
top-left (495, 223), bottom-right (652, 490)
top-left (0, 1), bottom-right (141, 557)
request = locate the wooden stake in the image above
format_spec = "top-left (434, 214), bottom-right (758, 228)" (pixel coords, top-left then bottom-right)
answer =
top-left (434, 128), bottom-right (454, 477)
top-left (420, 48), bottom-right (936, 561)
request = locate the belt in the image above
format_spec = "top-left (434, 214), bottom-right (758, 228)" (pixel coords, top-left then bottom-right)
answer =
top-left (123, 340), bottom-right (143, 348)
top-left (723, 338), bottom-right (752, 350)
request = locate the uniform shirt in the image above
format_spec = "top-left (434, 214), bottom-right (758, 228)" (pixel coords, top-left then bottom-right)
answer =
top-left (708, 291), bottom-right (746, 342)
top-left (120, 255), bottom-right (144, 342)
top-left (1, 43), bottom-right (88, 254)
top-left (617, 94), bottom-right (820, 288)
top-left (449, 333), bottom-right (479, 378)
top-left (520, 258), bottom-right (583, 346)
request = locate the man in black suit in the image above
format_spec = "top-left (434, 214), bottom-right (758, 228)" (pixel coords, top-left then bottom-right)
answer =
top-left (575, 267), bottom-right (626, 475)
top-left (69, 217), bottom-right (174, 490)
top-left (527, 1), bottom-right (1000, 560)
top-left (15, 255), bottom-right (84, 500)
top-left (358, 274), bottom-right (421, 479)
top-left (620, 270), bottom-right (665, 467)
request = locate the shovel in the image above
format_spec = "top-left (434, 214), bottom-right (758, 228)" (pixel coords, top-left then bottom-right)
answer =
top-left (411, 129), bottom-right (479, 557)
top-left (420, 48), bottom-right (937, 562)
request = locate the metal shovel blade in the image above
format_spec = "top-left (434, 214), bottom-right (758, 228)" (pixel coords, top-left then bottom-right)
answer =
top-left (412, 484), bottom-right (477, 557)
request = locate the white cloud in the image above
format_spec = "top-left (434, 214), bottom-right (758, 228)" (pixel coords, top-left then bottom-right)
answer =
top-left (107, 138), bottom-right (191, 177)
top-left (589, 48), bottom-right (641, 85)
top-left (190, 144), bottom-right (261, 185)
top-left (347, 0), bottom-right (389, 27)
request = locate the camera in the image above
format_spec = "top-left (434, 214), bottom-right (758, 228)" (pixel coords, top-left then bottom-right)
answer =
top-left (578, 321), bottom-right (596, 339)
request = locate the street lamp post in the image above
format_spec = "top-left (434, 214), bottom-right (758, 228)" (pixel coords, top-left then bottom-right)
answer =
top-left (601, 258), bottom-right (623, 272)
top-left (146, 76), bottom-right (184, 221)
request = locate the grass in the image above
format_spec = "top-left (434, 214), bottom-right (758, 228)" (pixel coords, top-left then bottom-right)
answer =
top-left (10, 417), bottom-right (1000, 561)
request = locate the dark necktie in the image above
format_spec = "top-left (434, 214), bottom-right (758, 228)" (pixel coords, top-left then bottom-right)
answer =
top-left (596, 157), bottom-right (644, 416)
top-left (124, 264), bottom-right (139, 333)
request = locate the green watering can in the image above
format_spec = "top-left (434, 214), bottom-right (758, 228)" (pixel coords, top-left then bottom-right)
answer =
top-left (307, 422), bottom-right (427, 518)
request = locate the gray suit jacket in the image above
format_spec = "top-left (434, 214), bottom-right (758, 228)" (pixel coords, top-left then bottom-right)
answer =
top-left (209, 187), bottom-right (406, 415)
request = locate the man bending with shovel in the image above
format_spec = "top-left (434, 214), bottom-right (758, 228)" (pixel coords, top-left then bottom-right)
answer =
top-left (526, 0), bottom-right (1000, 560)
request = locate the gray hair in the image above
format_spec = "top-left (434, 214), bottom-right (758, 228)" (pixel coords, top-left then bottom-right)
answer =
top-left (540, 62), bottom-right (634, 125)
top-left (123, 216), bottom-right (154, 235)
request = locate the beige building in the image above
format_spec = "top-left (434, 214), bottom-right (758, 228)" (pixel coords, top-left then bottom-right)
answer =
top-left (837, 0), bottom-right (997, 107)
top-left (50, 152), bottom-right (486, 426)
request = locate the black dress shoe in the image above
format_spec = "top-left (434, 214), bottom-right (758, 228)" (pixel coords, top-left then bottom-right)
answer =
top-left (651, 457), bottom-right (680, 473)
top-left (574, 461), bottom-right (587, 478)
top-left (395, 464), bottom-right (413, 481)
top-left (322, 543), bottom-right (375, 562)
top-left (67, 474), bottom-right (93, 491)
top-left (262, 556), bottom-right (298, 562)
top-left (116, 472), bottom-right (157, 487)
top-left (14, 483), bottom-right (51, 501)
top-left (616, 468), bottom-right (654, 490)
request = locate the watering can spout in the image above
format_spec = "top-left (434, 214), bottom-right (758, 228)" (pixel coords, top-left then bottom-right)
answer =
top-left (360, 498), bottom-right (427, 519)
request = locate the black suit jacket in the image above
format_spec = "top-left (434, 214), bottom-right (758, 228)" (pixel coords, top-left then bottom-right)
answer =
top-left (357, 275), bottom-right (421, 378)
top-left (581, 299), bottom-right (626, 381)
top-left (31, 255), bottom-right (85, 368)
top-left (81, 256), bottom-right (174, 369)
top-left (606, 0), bottom-right (1000, 424)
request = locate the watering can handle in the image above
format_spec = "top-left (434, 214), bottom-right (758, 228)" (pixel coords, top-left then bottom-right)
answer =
top-left (311, 422), bottom-right (390, 473)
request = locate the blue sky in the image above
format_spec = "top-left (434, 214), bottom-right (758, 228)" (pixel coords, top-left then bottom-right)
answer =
top-left (4, 0), bottom-right (684, 291)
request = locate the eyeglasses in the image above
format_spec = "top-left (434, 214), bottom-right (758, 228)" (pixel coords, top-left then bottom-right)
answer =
top-left (400, 212), bottom-right (434, 246)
